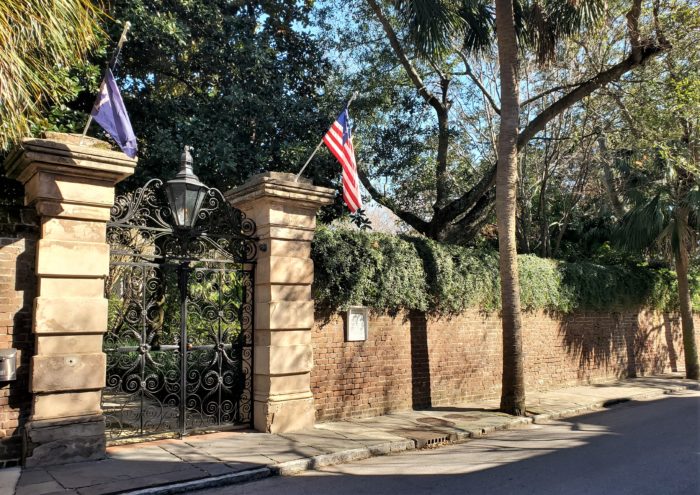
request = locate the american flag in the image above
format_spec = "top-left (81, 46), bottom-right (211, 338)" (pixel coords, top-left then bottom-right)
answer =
top-left (323, 108), bottom-right (362, 212)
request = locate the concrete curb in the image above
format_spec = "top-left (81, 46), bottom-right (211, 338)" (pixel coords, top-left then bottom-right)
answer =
top-left (119, 467), bottom-right (272, 495)
top-left (531, 381), bottom-right (700, 424)
top-left (273, 439), bottom-right (416, 476)
top-left (111, 380), bottom-right (698, 494)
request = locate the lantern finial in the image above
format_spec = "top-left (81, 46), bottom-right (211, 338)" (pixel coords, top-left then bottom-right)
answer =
top-left (177, 145), bottom-right (197, 179)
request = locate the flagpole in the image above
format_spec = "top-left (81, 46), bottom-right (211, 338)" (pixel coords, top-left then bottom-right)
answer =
top-left (80, 22), bottom-right (132, 145)
top-left (294, 91), bottom-right (358, 182)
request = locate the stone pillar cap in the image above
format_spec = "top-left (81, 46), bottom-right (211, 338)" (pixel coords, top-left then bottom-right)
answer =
top-left (225, 171), bottom-right (335, 207)
top-left (3, 132), bottom-right (137, 185)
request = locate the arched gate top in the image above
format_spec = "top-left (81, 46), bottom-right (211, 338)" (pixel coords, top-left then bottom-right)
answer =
top-left (108, 179), bottom-right (257, 263)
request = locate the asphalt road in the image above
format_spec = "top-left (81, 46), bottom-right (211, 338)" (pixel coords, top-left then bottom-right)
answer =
top-left (193, 391), bottom-right (700, 495)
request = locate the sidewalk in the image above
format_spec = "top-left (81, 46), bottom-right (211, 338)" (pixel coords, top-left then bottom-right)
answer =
top-left (6, 374), bottom-right (698, 495)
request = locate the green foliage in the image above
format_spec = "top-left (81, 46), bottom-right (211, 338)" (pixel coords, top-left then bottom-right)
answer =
top-left (349, 209), bottom-right (373, 230)
top-left (0, 0), bottom-right (102, 150)
top-left (17, 0), bottom-right (343, 206)
top-left (312, 227), bottom-right (686, 315)
top-left (312, 227), bottom-right (429, 314)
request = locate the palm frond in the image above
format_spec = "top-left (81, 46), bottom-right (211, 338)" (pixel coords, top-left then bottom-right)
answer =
top-left (519, 0), bottom-right (605, 63)
top-left (685, 186), bottom-right (700, 215)
top-left (0, 0), bottom-right (103, 150)
top-left (458, 0), bottom-right (494, 54)
top-left (615, 194), bottom-right (668, 252)
top-left (395, 0), bottom-right (465, 57)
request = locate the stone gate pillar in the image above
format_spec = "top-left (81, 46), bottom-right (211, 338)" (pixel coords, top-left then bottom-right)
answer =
top-left (226, 173), bottom-right (334, 433)
top-left (3, 133), bottom-right (136, 466)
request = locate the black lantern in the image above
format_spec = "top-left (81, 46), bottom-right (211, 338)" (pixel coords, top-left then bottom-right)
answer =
top-left (165, 146), bottom-right (208, 229)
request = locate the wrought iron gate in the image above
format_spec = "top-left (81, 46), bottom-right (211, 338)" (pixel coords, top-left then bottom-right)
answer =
top-left (102, 178), bottom-right (257, 441)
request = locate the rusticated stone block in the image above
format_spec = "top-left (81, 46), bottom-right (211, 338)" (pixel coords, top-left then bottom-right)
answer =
top-left (34, 297), bottom-right (108, 334)
top-left (254, 301), bottom-right (315, 330)
top-left (256, 257), bottom-right (313, 285)
top-left (23, 172), bottom-right (115, 208)
top-left (254, 344), bottom-right (312, 375)
top-left (254, 372), bottom-right (311, 397)
top-left (256, 284), bottom-right (311, 304)
top-left (253, 396), bottom-right (315, 433)
top-left (30, 353), bottom-right (106, 393)
top-left (33, 391), bottom-right (103, 420)
top-left (35, 239), bottom-right (109, 277)
top-left (254, 329), bottom-right (311, 347)
top-left (41, 218), bottom-right (106, 243)
top-left (36, 335), bottom-right (104, 355)
top-left (39, 278), bottom-right (104, 298)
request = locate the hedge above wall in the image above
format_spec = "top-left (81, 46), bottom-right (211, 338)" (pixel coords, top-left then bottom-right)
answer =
top-left (311, 227), bottom-right (699, 315)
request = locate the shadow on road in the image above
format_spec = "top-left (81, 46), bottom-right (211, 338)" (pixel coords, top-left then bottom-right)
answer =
top-left (15, 394), bottom-right (700, 495)
top-left (220, 394), bottom-right (700, 495)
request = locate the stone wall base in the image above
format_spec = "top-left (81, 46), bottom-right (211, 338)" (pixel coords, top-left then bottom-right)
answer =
top-left (254, 396), bottom-right (315, 433)
top-left (23, 415), bottom-right (105, 468)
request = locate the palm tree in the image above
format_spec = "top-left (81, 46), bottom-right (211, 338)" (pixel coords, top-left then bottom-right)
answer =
top-left (494, 0), bottom-right (525, 415)
top-left (386, 0), bottom-right (611, 415)
top-left (617, 164), bottom-right (699, 380)
top-left (0, 0), bottom-right (102, 150)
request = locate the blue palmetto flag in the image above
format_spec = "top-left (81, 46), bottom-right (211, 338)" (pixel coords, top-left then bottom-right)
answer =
top-left (91, 69), bottom-right (137, 158)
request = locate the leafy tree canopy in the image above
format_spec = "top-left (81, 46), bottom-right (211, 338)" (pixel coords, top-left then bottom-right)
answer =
top-left (12, 0), bottom-right (344, 201)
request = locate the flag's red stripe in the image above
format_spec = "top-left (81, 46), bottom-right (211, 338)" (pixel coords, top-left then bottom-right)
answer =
top-left (323, 136), bottom-right (352, 172)
top-left (323, 118), bottom-right (362, 212)
top-left (344, 182), bottom-right (360, 208)
top-left (343, 189), bottom-right (360, 212)
top-left (342, 164), bottom-right (359, 191)
top-left (326, 127), bottom-right (357, 171)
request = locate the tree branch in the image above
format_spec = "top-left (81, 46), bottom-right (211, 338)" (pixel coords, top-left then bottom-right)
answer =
top-left (444, 189), bottom-right (496, 243)
top-left (438, 37), bottom-right (669, 228)
top-left (517, 44), bottom-right (667, 149)
top-left (357, 167), bottom-right (431, 235)
top-left (366, 0), bottom-right (444, 113)
top-left (627, 0), bottom-right (644, 61)
top-left (455, 49), bottom-right (501, 115)
top-left (433, 163), bottom-right (497, 227)
top-left (605, 87), bottom-right (643, 138)
top-left (521, 81), bottom-right (585, 107)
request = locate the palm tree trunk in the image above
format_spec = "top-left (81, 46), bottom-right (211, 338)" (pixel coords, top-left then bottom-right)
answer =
top-left (495, 0), bottom-right (526, 415)
top-left (674, 227), bottom-right (699, 380)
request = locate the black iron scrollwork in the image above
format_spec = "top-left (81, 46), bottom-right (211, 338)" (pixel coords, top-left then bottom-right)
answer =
top-left (107, 180), bottom-right (257, 263)
top-left (103, 179), bottom-right (256, 441)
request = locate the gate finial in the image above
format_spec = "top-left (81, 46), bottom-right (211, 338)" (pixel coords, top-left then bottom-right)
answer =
top-left (181, 145), bottom-right (194, 176)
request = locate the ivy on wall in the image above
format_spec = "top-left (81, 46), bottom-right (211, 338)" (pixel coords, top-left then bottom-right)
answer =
top-left (312, 227), bottom-right (698, 315)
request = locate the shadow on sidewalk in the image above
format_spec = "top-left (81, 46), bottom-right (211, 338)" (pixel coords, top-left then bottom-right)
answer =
top-left (217, 394), bottom-right (699, 495)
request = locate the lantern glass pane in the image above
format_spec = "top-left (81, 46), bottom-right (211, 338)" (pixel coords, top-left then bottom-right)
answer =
top-left (184, 186), bottom-right (200, 227)
top-left (166, 183), bottom-right (186, 227)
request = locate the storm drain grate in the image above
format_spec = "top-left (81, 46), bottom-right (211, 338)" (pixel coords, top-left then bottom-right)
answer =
top-left (390, 428), bottom-right (455, 449)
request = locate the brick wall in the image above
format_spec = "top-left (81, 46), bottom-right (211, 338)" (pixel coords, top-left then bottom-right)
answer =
top-left (0, 205), bottom-right (37, 467)
top-left (311, 309), bottom-right (699, 422)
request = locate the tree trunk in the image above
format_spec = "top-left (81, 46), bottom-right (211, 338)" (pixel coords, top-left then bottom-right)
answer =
top-left (598, 134), bottom-right (625, 217)
top-left (434, 103), bottom-right (451, 214)
top-left (495, 0), bottom-right (526, 415)
top-left (674, 214), bottom-right (699, 380)
top-left (538, 164), bottom-right (550, 257)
